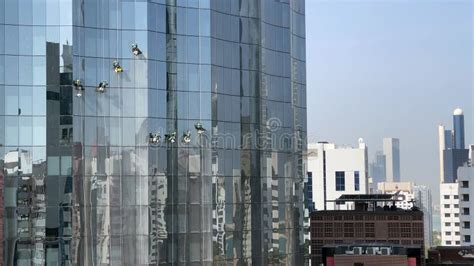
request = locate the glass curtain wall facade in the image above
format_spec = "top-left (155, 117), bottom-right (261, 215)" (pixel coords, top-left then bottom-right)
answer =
top-left (0, 0), bottom-right (307, 264)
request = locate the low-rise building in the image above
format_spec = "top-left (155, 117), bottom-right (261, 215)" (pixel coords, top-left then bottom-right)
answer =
top-left (427, 246), bottom-right (474, 265)
top-left (377, 181), bottom-right (415, 209)
top-left (322, 244), bottom-right (423, 266)
top-left (310, 194), bottom-right (424, 265)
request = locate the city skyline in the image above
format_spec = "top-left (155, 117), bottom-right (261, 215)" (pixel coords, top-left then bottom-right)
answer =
top-left (306, 0), bottom-right (473, 206)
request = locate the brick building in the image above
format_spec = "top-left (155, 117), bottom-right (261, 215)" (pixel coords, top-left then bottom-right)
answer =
top-left (322, 244), bottom-right (423, 266)
top-left (311, 194), bottom-right (425, 265)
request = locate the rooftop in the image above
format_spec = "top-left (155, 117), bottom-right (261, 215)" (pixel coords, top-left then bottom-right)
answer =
top-left (327, 193), bottom-right (400, 202)
top-left (454, 108), bottom-right (464, 116)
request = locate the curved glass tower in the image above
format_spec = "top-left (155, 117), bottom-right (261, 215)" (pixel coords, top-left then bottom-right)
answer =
top-left (0, 0), bottom-right (307, 264)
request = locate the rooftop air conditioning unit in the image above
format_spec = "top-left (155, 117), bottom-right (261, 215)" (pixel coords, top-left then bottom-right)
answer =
top-left (366, 247), bottom-right (377, 255)
top-left (345, 250), bottom-right (355, 255)
top-left (353, 247), bottom-right (363, 255)
top-left (380, 247), bottom-right (391, 255)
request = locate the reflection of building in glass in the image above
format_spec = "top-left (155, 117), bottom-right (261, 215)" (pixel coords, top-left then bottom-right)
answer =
top-left (1, 0), bottom-right (307, 264)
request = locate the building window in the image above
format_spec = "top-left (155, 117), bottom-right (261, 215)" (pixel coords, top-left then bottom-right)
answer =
top-left (445, 213), bottom-right (450, 218)
top-left (446, 241), bottom-right (452, 245)
top-left (462, 181), bottom-right (469, 188)
top-left (454, 195), bottom-right (459, 199)
top-left (444, 195), bottom-right (450, 199)
top-left (465, 222), bottom-right (471, 229)
top-left (465, 235), bottom-right (471, 243)
top-left (463, 194), bottom-right (470, 201)
top-left (354, 171), bottom-right (360, 191)
top-left (456, 241), bottom-right (461, 245)
top-left (445, 232), bottom-right (451, 236)
top-left (464, 208), bottom-right (470, 215)
top-left (336, 171), bottom-right (345, 191)
top-left (445, 222), bottom-right (451, 226)
top-left (455, 222), bottom-right (460, 227)
top-left (454, 204), bottom-right (459, 208)
top-left (455, 232), bottom-right (460, 236)
top-left (444, 204), bottom-right (450, 208)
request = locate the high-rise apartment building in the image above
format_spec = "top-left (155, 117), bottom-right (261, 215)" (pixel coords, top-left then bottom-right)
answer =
top-left (0, 0), bottom-right (307, 264)
top-left (383, 138), bottom-right (401, 182)
top-left (440, 183), bottom-right (461, 246)
top-left (457, 166), bottom-right (474, 246)
top-left (308, 139), bottom-right (369, 211)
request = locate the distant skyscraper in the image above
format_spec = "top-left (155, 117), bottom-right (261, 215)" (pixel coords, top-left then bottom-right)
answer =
top-left (383, 138), bottom-right (401, 182)
top-left (439, 108), bottom-right (470, 247)
top-left (413, 185), bottom-right (433, 250)
top-left (439, 108), bottom-right (469, 183)
top-left (369, 151), bottom-right (386, 185)
top-left (453, 108), bottom-right (465, 149)
top-left (439, 125), bottom-right (447, 182)
top-left (468, 144), bottom-right (474, 166)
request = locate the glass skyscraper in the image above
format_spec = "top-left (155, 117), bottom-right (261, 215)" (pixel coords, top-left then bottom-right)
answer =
top-left (0, 0), bottom-right (307, 264)
top-left (453, 108), bottom-right (465, 150)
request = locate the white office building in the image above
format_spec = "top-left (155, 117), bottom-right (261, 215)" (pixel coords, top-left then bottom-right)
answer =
top-left (440, 183), bottom-right (461, 246)
top-left (308, 139), bottom-right (369, 211)
top-left (377, 182), bottom-right (415, 209)
top-left (383, 138), bottom-right (401, 182)
top-left (458, 166), bottom-right (474, 246)
top-left (413, 185), bottom-right (433, 249)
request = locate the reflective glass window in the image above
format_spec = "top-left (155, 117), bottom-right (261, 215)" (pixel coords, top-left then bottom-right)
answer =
top-left (18, 116), bottom-right (32, 146)
top-left (5, 116), bottom-right (18, 146)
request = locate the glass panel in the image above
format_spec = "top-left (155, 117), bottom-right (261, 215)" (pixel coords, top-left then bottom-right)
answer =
top-left (19, 117), bottom-right (32, 146)
top-left (5, 116), bottom-right (18, 146)
top-left (33, 87), bottom-right (46, 116)
top-left (5, 86), bottom-right (18, 115)
top-left (32, 116), bottom-right (46, 146)
top-left (61, 156), bottom-right (72, 176)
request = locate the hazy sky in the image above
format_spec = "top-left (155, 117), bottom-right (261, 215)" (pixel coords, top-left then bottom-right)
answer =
top-left (306, 0), bottom-right (473, 207)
